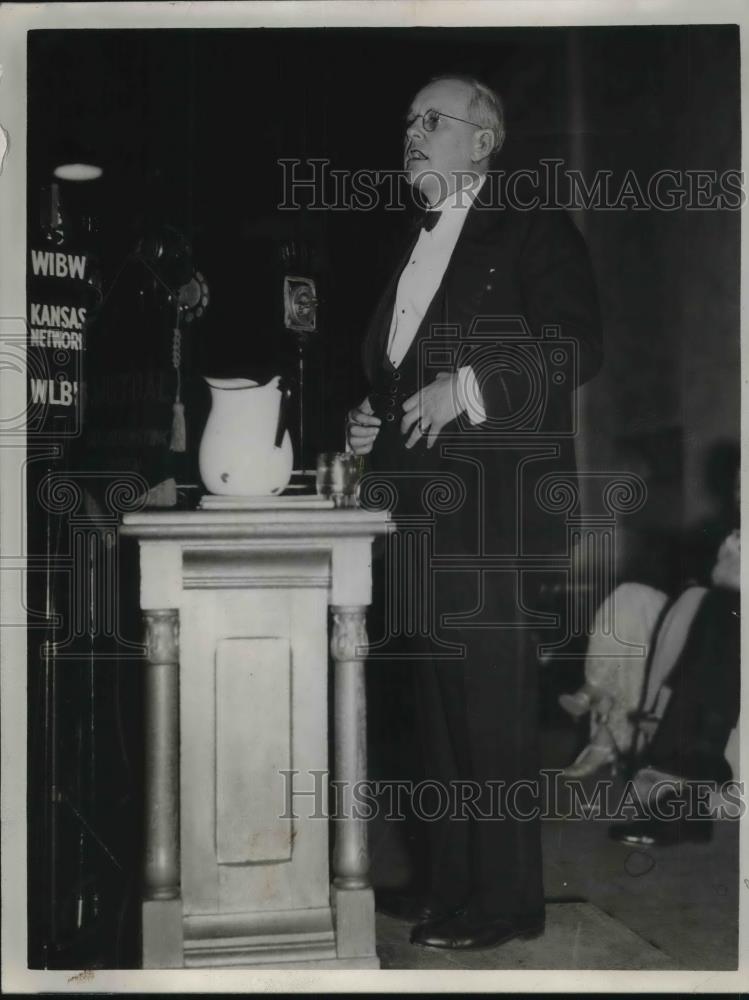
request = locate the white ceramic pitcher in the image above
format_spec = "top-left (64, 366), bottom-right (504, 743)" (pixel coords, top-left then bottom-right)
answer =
top-left (199, 376), bottom-right (293, 496)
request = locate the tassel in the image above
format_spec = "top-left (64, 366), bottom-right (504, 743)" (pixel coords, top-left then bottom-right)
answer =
top-left (170, 400), bottom-right (186, 452)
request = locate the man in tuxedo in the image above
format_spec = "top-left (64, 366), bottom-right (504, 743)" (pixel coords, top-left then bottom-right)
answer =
top-left (347, 75), bottom-right (603, 950)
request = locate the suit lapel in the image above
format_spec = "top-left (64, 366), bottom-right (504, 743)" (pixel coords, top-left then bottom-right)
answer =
top-left (439, 172), bottom-right (509, 288)
top-left (364, 176), bottom-right (511, 376)
top-left (404, 176), bottom-right (508, 358)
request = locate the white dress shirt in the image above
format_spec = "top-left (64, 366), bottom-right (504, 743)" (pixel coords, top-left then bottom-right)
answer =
top-left (386, 174), bottom-right (487, 423)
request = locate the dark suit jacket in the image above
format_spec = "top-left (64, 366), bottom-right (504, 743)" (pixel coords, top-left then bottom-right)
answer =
top-left (361, 175), bottom-right (603, 596)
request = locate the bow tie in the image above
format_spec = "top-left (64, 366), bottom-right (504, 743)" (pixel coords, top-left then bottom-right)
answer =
top-left (420, 209), bottom-right (442, 232)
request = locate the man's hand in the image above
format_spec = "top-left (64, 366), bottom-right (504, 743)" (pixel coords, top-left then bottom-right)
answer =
top-left (346, 396), bottom-right (381, 455)
top-left (401, 372), bottom-right (463, 449)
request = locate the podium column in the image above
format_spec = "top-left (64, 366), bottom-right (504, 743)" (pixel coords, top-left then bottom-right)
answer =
top-left (139, 543), bottom-right (184, 968)
top-left (329, 541), bottom-right (377, 963)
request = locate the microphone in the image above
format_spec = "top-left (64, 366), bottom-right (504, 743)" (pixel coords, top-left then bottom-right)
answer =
top-left (177, 272), bottom-right (209, 322)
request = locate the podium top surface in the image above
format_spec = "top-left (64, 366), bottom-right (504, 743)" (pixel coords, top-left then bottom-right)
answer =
top-left (120, 496), bottom-right (393, 541)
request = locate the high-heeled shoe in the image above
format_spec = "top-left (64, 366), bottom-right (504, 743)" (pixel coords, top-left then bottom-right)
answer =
top-left (558, 683), bottom-right (607, 719)
top-left (558, 689), bottom-right (594, 718)
top-left (562, 742), bottom-right (617, 778)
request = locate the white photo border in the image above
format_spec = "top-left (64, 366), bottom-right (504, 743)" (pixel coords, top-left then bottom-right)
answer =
top-left (1, 0), bottom-right (746, 992)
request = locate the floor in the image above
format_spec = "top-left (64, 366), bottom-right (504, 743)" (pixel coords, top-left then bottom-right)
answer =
top-left (369, 726), bottom-right (740, 971)
top-left (376, 901), bottom-right (675, 970)
top-left (542, 814), bottom-right (738, 970)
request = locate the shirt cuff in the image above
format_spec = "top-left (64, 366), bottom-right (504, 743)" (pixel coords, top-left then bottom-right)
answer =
top-left (456, 366), bottom-right (487, 424)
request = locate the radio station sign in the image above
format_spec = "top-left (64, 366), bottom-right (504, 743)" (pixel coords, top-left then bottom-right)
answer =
top-left (27, 246), bottom-right (98, 438)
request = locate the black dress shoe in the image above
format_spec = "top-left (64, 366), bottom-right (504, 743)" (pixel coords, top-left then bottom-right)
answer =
top-left (375, 889), bottom-right (458, 925)
top-left (608, 815), bottom-right (713, 847)
top-left (410, 911), bottom-right (545, 950)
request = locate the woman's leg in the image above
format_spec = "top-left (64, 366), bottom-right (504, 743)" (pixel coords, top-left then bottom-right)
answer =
top-left (584, 582), bottom-right (668, 753)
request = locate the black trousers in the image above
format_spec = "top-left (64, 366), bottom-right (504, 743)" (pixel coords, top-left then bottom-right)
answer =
top-left (367, 552), bottom-right (545, 921)
top-left (647, 587), bottom-right (740, 783)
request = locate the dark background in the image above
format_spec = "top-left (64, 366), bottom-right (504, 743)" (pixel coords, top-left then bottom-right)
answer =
top-left (26, 24), bottom-right (740, 968)
top-left (27, 25), bottom-right (741, 514)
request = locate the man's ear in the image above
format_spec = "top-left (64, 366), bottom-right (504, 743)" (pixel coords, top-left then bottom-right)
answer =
top-left (472, 128), bottom-right (495, 163)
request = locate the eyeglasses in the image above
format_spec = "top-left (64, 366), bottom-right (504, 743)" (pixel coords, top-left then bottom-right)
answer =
top-left (404, 108), bottom-right (483, 133)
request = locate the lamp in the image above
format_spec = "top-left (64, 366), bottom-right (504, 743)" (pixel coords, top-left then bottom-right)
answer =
top-left (51, 135), bottom-right (104, 183)
top-left (53, 162), bottom-right (103, 182)
top-left (42, 142), bottom-right (104, 244)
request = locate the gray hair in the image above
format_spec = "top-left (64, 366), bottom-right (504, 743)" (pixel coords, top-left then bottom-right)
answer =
top-left (429, 74), bottom-right (506, 160)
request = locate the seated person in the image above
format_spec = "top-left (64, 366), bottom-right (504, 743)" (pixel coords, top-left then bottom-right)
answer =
top-left (559, 582), bottom-right (669, 777)
top-left (609, 530), bottom-right (740, 846)
top-left (558, 440), bottom-right (739, 777)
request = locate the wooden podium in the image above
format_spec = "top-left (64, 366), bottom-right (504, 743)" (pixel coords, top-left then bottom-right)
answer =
top-left (120, 499), bottom-right (392, 969)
